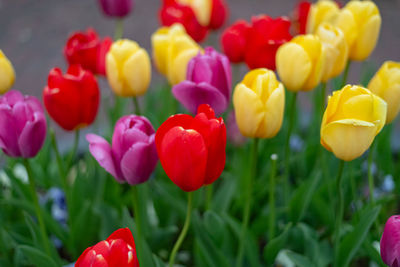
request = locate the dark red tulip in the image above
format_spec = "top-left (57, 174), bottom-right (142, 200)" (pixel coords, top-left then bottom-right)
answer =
top-left (43, 65), bottom-right (100, 131)
top-left (244, 15), bottom-right (292, 70)
top-left (76, 228), bottom-right (139, 267)
top-left (156, 104), bottom-right (226, 192)
top-left (64, 28), bottom-right (112, 76)
top-left (159, 0), bottom-right (208, 42)
top-left (220, 20), bottom-right (251, 63)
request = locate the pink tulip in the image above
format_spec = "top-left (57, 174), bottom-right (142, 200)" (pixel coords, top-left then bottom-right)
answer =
top-left (0, 90), bottom-right (47, 158)
top-left (98, 0), bottom-right (133, 18)
top-left (381, 215), bottom-right (400, 267)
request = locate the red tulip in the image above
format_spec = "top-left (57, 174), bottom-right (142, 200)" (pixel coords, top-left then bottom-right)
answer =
top-left (43, 64), bottom-right (100, 131)
top-left (159, 0), bottom-right (208, 42)
top-left (220, 20), bottom-right (251, 63)
top-left (208, 0), bottom-right (229, 30)
top-left (293, 1), bottom-right (311, 34)
top-left (76, 228), bottom-right (139, 267)
top-left (156, 104), bottom-right (226, 192)
top-left (64, 28), bottom-right (112, 76)
top-left (244, 15), bottom-right (292, 70)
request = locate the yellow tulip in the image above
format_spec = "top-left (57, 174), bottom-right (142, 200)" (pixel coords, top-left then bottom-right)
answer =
top-left (335, 0), bottom-right (381, 61)
top-left (321, 85), bottom-right (387, 161)
top-left (151, 23), bottom-right (201, 85)
top-left (177, 0), bottom-right (212, 26)
top-left (315, 23), bottom-right (348, 82)
top-left (0, 50), bottom-right (15, 94)
top-left (233, 68), bottom-right (285, 138)
top-left (106, 39), bottom-right (151, 97)
top-left (276, 35), bottom-right (325, 92)
top-left (306, 0), bottom-right (340, 34)
top-left (368, 61), bottom-right (400, 124)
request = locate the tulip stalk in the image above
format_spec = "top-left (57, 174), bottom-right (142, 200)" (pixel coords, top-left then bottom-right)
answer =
top-left (341, 61), bottom-right (351, 88)
top-left (268, 154), bottom-right (278, 240)
top-left (114, 19), bottom-right (124, 40)
top-left (367, 141), bottom-right (376, 204)
top-left (320, 82), bottom-right (327, 117)
top-left (131, 186), bottom-right (144, 266)
top-left (283, 92), bottom-right (297, 203)
top-left (236, 138), bottom-right (259, 267)
top-left (334, 160), bottom-right (345, 266)
top-left (169, 192), bottom-right (193, 267)
top-left (67, 130), bottom-right (80, 169)
top-left (24, 159), bottom-right (52, 256)
top-left (205, 184), bottom-right (213, 210)
top-left (132, 96), bottom-right (141, 115)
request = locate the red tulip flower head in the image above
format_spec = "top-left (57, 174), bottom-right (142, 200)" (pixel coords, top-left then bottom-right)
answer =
top-left (293, 1), bottom-right (312, 35)
top-left (244, 15), bottom-right (292, 70)
top-left (209, 0), bottom-right (228, 30)
top-left (76, 228), bottom-right (139, 267)
top-left (43, 64), bottom-right (100, 131)
top-left (64, 28), bottom-right (112, 76)
top-left (220, 20), bottom-right (251, 63)
top-left (156, 104), bottom-right (226, 192)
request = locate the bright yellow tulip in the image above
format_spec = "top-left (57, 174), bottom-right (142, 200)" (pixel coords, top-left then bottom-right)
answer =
top-left (368, 61), bottom-right (400, 124)
top-left (151, 23), bottom-right (201, 85)
top-left (321, 85), bottom-right (387, 161)
top-left (106, 39), bottom-right (151, 97)
top-left (315, 23), bottom-right (348, 82)
top-left (0, 50), bottom-right (15, 94)
top-left (233, 68), bottom-right (285, 138)
top-left (335, 0), bottom-right (381, 61)
top-left (276, 35), bottom-right (325, 92)
top-left (177, 0), bottom-right (212, 26)
top-left (306, 0), bottom-right (340, 34)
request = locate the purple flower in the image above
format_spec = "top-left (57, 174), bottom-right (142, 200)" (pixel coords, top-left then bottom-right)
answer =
top-left (86, 115), bottom-right (158, 185)
top-left (98, 0), bottom-right (133, 18)
top-left (0, 90), bottom-right (47, 158)
top-left (381, 215), bottom-right (400, 267)
top-left (172, 47), bottom-right (232, 115)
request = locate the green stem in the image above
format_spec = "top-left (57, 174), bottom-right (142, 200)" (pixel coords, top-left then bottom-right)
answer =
top-left (205, 184), bottom-right (213, 210)
top-left (169, 192), bottom-right (193, 267)
top-left (66, 130), bottom-right (80, 170)
top-left (341, 61), bottom-right (351, 88)
top-left (283, 92), bottom-right (297, 203)
top-left (334, 160), bottom-right (345, 266)
top-left (320, 82), bottom-right (327, 119)
top-left (24, 159), bottom-right (51, 256)
top-left (132, 186), bottom-right (144, 266)
top-left (367, 141), bottom-right (376, 204)
top-left (49, 129), bottom-right (66, 189)
top-left (133, 96), bottom-right (141, 115)
top-left (236, 138), bottom-right (259, 267)
top-left (114, 19), bottom-right (124, 40)
top-left (268, 154), bottom-right (278, 240)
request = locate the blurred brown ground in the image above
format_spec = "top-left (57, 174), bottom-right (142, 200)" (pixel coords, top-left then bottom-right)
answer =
top-left (0, 0), bottom-right (400, 146)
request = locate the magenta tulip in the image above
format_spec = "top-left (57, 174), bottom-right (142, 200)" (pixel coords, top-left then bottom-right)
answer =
top-left (381, 215), bottom-right (400, 267)
top-left (172, 47), bottom-right (232, 115)
top-left (0, 90), bottom-right (47, 158)
top-left (87, 115), bottom-right (158, 185)
top-left (98, 0), bottom-right (133, 18)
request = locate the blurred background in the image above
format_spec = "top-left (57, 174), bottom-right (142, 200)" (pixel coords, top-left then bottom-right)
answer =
top-left (1, 0), bottom-right (400, 145)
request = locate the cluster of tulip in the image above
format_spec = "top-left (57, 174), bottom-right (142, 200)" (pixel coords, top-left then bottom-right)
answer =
top-left (1, 0), bottom-right (400, 266)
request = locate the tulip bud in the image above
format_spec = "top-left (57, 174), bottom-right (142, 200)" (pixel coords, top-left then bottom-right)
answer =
top-left (321, 85), bottom-right (387, 161)
top-left (98, 0), bottom-right (133, 18)
top-left (220, 20), bottom-right (251, 63)
top-left (306, 0), bottom-right (340, 34)
top-left (208, 0), bottom-right (228, 30)
top-left (87, 115), bottom-right (158, 185)
top-left (335, 0), bottom-right (381, 61)
top-left (276, 34), bottom-right (325, 92)
top-left (106, 39), bottom-right (151, 97)
top-left (292, 1), bottom-right (312, 35)
top-left (43, 65), bottom-right (100, 131)
top-left (172, 47), bottom-right (232, 115)
top-left (233, 68), bottom-right (285, 138)
top-left (0, 90), bottom-right (47, 158)
top-left (177, 0), bottom-right (212, 27)
top-left (380, 215), bottom-right (400, 267)
top-left (315, 23), bottom-right (348, 82)
top-left (76, 228), bottom-right (139, 267)
top-left (368, 61), bottom-right (400, 124)
top-left (151, 24), bottom-right (201, 85)
top-left (156, 104), bottom-right (226, 192)
top-left (0, 50), bottom-right (15, 94)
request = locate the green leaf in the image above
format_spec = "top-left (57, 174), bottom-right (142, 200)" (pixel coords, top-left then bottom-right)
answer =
top-left (153, 254), bottom-right (166, 267)
top-left (286, 250), bottom-right (316, 267)
top-left (337, 205), bottom-right (381, 267)
top-left (16, 245), bottom-right (58, 267)
top-left (263, 223), bottom-right (292, 265)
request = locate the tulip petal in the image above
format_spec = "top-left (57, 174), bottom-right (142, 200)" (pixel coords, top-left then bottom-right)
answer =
top-left (106, 53), bottom-right (124, 96)
top-left (233, 83), bottom-right (265, 138)
top-left (18, 112), bottom-right (47, 158)
top-left (172, 81), bottom-right (228, 115)
top-left (155, 114), bottom-right (194, 150)
top-left (381, 215), bottom-right (400, 267)
top-left (169, 48), bottom-right (199, 85)
top-left (321, 119), bottom-right (377, 161)
top-left (0, 107), bottom-right (19, 157)
top-left (86, 134), bottom-right (122, 182)
top-left (122, 48), bottom-right (151, 96)
top-left (106, 228), bottom-right (136, 249)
